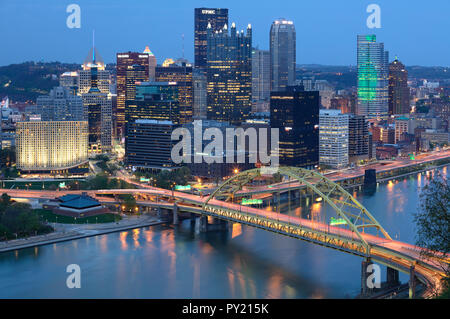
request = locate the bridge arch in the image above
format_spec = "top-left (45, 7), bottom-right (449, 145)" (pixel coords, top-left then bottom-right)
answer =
top-left (203, 167), bottom-right (392, 254)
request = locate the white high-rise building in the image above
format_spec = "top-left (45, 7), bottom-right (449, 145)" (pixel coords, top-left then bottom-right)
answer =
top-left (319, 109), bottom-right (349, 169)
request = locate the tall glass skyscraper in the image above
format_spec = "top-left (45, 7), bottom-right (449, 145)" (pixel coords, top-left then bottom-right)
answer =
top-left (206, 22), bottom-right (252, 125)
top-left (252, 49), bottom-right (271, 102)
top-left (270, 86), bottom-right (319, 168)
top-left (389, 57), bottom-right (410, 115)
top-left (270, 19), bottom-right (296, 92)
top-left (357, 35), bottom-right (389, 120)
top-left (194, 8), bottom-right (228, 69)
top-left (116, 51), bottom-right (151, 137)
top-left (155, 63), bottom-right (193, 124)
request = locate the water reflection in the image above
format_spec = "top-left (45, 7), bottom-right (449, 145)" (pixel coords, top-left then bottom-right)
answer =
top-left (0, 167), bottom-right (447, 298)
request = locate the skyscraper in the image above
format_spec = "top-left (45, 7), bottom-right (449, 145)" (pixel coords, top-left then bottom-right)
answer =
top-left (78, 48), bottom-right (111, 95)
top-left (143, 46), bottom-right (157, 81)
top-left (270, 86), bottom-right (319, 168)
top-left (155, 62), bottom-right (193, 124)
top-left (319, 110), bottom-right (349, 169)
top-left (80, 47), bottom-right (112, 153)
top-left (357, 35), bottom-right (389, 120)
top-left (192, 69), bottom-right (207, 119)
top-left (125, 119), bottom-right (179, 171)
top-left (206, 22), bottom-right (252, 125)
top-left (116, 51), bottom-right (150, 136)
top-left (36, 86), bottom-right (85, 122)
top-left (389, 57), bottom-right (410, 115)
top-left (252, 49), bottom-right (271, 112)
top-left (125, 81), bottom-right (180, 131)
top-left (270, 19), bottom-right (296, 92)
top-left (348, 114), bottom-right (369, 163)
top-left (194, 8), bottom-right (228, 69)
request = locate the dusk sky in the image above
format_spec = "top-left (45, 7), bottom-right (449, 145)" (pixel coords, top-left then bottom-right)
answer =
top-left (1, 0), bottom-right (449, 67)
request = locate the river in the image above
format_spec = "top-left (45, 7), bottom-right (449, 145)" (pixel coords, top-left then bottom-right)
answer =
top-left (0, 166), bottom-right (447, 298)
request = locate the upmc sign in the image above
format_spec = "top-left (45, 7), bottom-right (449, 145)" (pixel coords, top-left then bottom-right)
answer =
top-left (202, 9), bottom-right (215, 14)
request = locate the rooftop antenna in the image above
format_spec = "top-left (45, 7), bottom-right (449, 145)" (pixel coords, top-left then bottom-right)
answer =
top-left (182, 33), bottom-right (185, 59)
top-left (92, 30), bottom-right (95, 63)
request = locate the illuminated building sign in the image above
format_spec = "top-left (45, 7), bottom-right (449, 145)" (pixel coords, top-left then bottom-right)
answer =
top-left (202, 9), bottom-right (215, 14)
top-left (175, 185), bottom-right (192, 191)
top-left (330, 217), bottom-right (347, 226)
top-left (241, 199), bottom-right (263, 205)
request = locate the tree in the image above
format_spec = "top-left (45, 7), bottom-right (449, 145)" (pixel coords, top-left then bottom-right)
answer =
top-left (118, 194), bottom-right (136, 212)
top-left (0, 193), bottom-right (11, 212)
top-left (414, 171), bottom-right (450, 295)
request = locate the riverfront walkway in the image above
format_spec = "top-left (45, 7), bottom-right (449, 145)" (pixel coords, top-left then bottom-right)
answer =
top-left (0, 215), bottom-right (165, 253)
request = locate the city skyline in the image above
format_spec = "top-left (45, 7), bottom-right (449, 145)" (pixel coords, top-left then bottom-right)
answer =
top-left (1, 0), bottom-right (450, 67)
top-left (0, 1), bottom-right (449, 303)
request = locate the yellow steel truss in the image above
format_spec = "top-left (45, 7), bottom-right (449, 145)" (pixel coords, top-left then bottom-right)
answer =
top-left (203, 167), bottom-right (392, 255)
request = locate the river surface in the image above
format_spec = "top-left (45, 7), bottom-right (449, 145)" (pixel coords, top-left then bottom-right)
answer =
top-left (0, 166), bottom-right (447, 298)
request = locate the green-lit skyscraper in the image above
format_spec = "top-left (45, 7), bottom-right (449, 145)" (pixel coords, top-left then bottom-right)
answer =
top-left (356, 35), bottom-right (389, 120)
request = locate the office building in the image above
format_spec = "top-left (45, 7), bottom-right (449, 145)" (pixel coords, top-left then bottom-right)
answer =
top-left (319, 110), bottom-right (349, 169)
top-left (125, 81), bottom-right (180, 132)
top-left (331, 96), bottom-right (351, 114)
top-left (395, 116), bottom-right (409, 143)
top-left (252, 49), bottom-right (271, 102)
top-left (206, 22), bottom-right (252, 125)
top-left (16, 121), bottom-right (88, 171)
top-left (348, 114), bottom-right (369, 162)
top-left (116, 51), bottom-right (150, 136)
top-left (59, 72), bottom-right (79, 95)
top-left (143, 45), bottom-right (157, 81)
top-left (182, 120), bottom-right (246, 180)
top-left (125, 119), bottom-right (179, 171)
top-left (79, 46), bottom-right (113, 152)
top-left (357, 35), bottom-right (389, 119)
top-left (270, 86), bottom-right (319, 168)
top-left (194, 8), bottom-right (228, 69)
top-left (35, 86), bottom-right (85, 121)
top-left (155, 63), bottom-right (193, 123)
top-left (270, 19), bottom-right (296, 92)
top-left (193, 69), bottom-right (207, 119)
top-left (389, 57), bottom-right (410, 115)
top-left (78, 48), bottom-right (111, 95)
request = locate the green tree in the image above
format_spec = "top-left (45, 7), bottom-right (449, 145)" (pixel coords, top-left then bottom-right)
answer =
top-left (414, 172), bottom-right (450, 295)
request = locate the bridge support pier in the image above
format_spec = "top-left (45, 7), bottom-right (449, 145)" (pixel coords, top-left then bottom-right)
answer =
top-left (172, 204), bottom-right (179, 225)
top-left (199, 216), bottom-right (208, 232)
top-left (386, 267), bottom-right (400, 288)
top-left (156, 207), bottom-right (162, 220)
top-left (361, 258), bottom-right (374, 296)
top-left (190, 213), bottom-right (196, 227)
top-left (409, 265), bottom-right (417, 299)
top-left (198, 216), bottom-right (228, 232)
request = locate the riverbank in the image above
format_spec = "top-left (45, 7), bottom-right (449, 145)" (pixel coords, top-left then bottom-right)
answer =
top-left (0, 215), bottom-right (166, 253)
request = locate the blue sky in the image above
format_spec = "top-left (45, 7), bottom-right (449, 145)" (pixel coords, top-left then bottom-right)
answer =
top-left (0, 0), bottom-right (449, 66)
